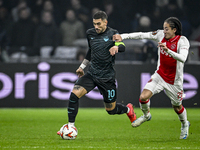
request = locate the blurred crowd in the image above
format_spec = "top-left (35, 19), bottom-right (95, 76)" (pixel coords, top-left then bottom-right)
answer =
top-left (0, 0), bottom-right (200, 62)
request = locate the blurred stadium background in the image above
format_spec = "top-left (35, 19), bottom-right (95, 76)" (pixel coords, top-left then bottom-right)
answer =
top-left (0, 0), bottom-right (199, 108)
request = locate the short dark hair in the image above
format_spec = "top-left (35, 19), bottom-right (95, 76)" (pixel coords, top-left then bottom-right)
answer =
top-left (165, 17), bottom-right (182, 35)
top-left (93, 10), bottom-right (108, 20)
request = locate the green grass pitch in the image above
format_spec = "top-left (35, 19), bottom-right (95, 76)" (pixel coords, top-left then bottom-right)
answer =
top-left (0, 108), bottom-right (200, 150)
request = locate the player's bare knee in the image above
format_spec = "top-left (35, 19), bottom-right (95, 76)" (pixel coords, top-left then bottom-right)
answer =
top-left (139, 94), bottom-right (148, 102)
top-left (72, 85), bottom-right (87, 98)
top-left (140, 89), bottom-right (152, 101)
top-left (72, 90), bottom-right (81, 98)
top-left (105, 102), bottom-right (116, 115)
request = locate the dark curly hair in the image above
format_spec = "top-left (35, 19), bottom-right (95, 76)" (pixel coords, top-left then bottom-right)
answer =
top-left (93, 10), bottom-right (108, 20)
top-left (165, 17), bottom-right (182, 35)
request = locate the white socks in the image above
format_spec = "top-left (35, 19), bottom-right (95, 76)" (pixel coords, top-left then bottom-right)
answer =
top-left (177, 106), bottom-right (187, 125)
top-left (68, 122), bottom-right (75, 127)
top-left (139, 99), bottom-right (150, 117)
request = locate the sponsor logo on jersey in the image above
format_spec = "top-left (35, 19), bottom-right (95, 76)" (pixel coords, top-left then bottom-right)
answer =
top-left (160, 42), bottom-right (172, 57)
top-left (171, 43), bottom-right (176, 50)
top-left (160, 48), bottom-right (172, 57)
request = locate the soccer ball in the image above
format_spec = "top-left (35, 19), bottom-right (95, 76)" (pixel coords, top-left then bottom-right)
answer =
top-left (59, 124), bottom-right (78, 140)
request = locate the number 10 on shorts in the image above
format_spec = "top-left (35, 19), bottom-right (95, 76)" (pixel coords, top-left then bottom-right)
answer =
top-left (107, 89), bottom-right (115, 101)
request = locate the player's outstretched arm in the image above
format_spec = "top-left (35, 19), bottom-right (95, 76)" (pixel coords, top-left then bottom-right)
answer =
top-left (113, 31), bottom-right (161, 41)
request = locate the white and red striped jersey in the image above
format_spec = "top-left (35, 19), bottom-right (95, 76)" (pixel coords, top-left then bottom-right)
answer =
top-left (120, 30), bottom-right (190, 85)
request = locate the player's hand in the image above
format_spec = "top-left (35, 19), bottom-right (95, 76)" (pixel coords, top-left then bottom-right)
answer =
top-left (76, 67), bottom-right (84, 78)
top-left (113, 34), bottom-right (122, 42)
top-left (158, 42), bottom-right (168, 52)
top-left (109, 46), bottom-right (118, 56)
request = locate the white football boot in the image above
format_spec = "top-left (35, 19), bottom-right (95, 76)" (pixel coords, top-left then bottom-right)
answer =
top-left (131, 113), bottom-right (151, 127)
top-left (180, 121), bottom-right (190, 139)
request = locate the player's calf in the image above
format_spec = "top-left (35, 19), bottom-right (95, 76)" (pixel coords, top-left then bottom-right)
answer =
top-left (106, 103), bottom-right (128, 115)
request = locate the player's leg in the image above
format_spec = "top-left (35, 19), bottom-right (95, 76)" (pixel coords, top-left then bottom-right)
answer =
top-left (132, 73), bottom-right (164, 127)
top-left (131, 89), bottom-right (152, 127)
top-left (174, 105), bottom-right (190, 139)
top-left (165, 84), bottom-right (190, 139)
top-left (68, 73), bottom-right (96, 126)
top-left (57, 73), bottom-right (95, 135)
top-left (104, 101), bottom-right (136, 122)
top-left (104, 101), bottom-right (127, 114)
top-left (173, 104), bottom-right (188, 128)
top-left (57, 86), bottom-right (86, 135)
top-left (97, 79), bottom-right (136, 122)
top-left (173, 104), bottom-right (190, 139)
top-left (139, 89), bottom-right (152, 117)
top-left (67, 85), bottom-right (87, 126)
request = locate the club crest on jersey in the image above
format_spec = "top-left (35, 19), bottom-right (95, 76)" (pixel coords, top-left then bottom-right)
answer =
top-left (103, 36), bottom-right (109, 42)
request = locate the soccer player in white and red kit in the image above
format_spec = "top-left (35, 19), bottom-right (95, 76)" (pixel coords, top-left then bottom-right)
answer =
top-left (113, 17), bottom-right (190, 139)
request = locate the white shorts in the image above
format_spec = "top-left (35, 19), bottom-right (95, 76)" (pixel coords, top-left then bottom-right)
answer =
top-left (144, 72), bottom-right (185, 106)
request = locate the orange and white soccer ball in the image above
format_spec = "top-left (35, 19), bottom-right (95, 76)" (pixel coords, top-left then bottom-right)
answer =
top-left (59, 124), bottom-right (78, 140)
